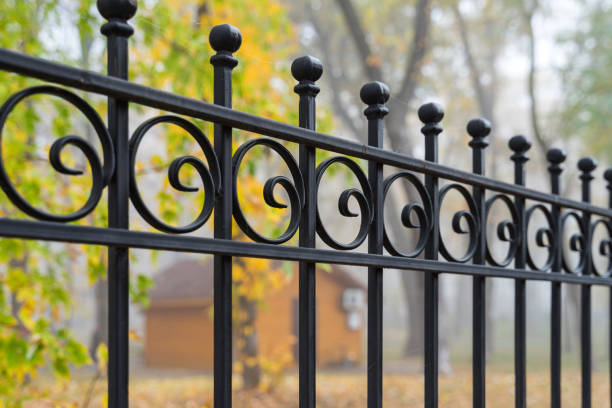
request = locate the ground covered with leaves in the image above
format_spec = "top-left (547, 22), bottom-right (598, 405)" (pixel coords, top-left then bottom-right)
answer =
top-left (20, 369), bottom-right (610, 407)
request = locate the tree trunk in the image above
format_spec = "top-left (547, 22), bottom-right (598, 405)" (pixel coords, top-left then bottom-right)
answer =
top-left (402, 272), bottom-right (425, 356)
top-left (239, 295), bottom-right (261, 389)
top-left (325, 0), bottom-right (438, 365)
top-left (90, 278), bottom-right (108, 360)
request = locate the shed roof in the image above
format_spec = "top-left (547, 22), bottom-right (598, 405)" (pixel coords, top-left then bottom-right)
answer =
top-left (149, 258), bottom-right (365, 303)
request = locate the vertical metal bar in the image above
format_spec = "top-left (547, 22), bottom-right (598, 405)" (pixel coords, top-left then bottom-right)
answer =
top-left (360, 81), bottom-right (389, 408)
top-left (509, 135), bottom-right (531, 408)
top-left (291, 56), bottom-right (322, 408)
top-left (97, 1), bottom-right (137, 407)
top-left (419, 102), bottom-right (444, 408)
top-left (547, 148), bottom-right (566, 408)
top-left (578, 157), bottom-right (597, 408)
top-left (467, 118), bottom-right (491, 408)
top-left (209, 24), bottom-right (241, 408)
top-left (606, 169), bottom-right (612, 408)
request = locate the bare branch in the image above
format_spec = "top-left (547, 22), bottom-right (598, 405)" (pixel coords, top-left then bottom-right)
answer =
top-left (524, 8), bottom-right (549, 154)
top-left (452, 4), bottom-right (491, 120)
top-left (307, 11), bottom-right (365, 140)
top-left (334, 0), bottom-right (383, 81)
top-left (395, 0), bottom-right (432, 106)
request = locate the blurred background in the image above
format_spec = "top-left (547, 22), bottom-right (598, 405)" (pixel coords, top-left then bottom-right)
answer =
top-left (0, 0), bottom-right (611, 407)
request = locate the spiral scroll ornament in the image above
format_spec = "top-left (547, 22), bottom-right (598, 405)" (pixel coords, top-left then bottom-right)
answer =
top-left (382, 172), bottom-right (432, 257)
top-left (484, 194), bottom-right (519, 267)
top-left (232, 138), bottom-right (304, 244)
top-left (438, 183), bottom-right (480, 263)
top-left (525, 203), bottom-right (555, 271)
top-left (560, 211), bottom-right (586, 274)
top-left (315, 156), bottom-right (373, 250)
top-left (0, 86), bottom-right (114, 222)
top-left (589, 218), bottom-right (612, 276)
top-left (129, 115), bottom-right (220, 233)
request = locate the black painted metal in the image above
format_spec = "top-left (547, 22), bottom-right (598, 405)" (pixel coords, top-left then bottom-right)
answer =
top-left (4, 217), bottom-right (612, 285)
top-left (361, 81), bottom-right (389, 408)
top-left (420, 103), bottom-right (443, 408)
top-left (210, 23), bottom-right (241, 408)
top-left (292, 55), bottom-right (321, 408)
top-left (606, 169), bottom-right (612, 408)
top-left (579, 157), bottom-right (597, 408)
top-left (509, 135), bottom-right (531, 408)
top-left (97, 1), bottom-right (136, 407)
top-left (0, 6), bottom-right (611, 407)
top-left (2, 49), bottom-right (612, 220)
top-left (548, 148), bottom-right (566, 408)
top-left (468, 118), bottom-right (490, 408)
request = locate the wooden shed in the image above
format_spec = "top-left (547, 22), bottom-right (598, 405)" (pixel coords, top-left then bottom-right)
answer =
top-left (144, 259), bottom-right (366, 370)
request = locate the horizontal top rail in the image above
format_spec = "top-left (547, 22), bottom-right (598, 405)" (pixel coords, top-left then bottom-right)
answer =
top-left (0, 48), bottom-right (610, 218)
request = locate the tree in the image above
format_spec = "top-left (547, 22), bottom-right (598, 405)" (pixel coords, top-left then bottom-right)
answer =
top-left (559, 1), bottom-right (612, 161)
top-left (232, 175), bottom-right (295, 389)
top-left (291, 0), bottom-right (443, 365)
top-left (0, 0), bottom-right (303, 404)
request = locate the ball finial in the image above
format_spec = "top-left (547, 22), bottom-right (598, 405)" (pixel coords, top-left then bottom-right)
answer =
top-left (577, 156), bottom-right (598, 173)
top-left (360, 81), bottom-right (390, 106)
top-left (97, 0), bottom-right (137, 21)
top-left (466, 118), bottom-right (491, 139)
top-left (508, 135), bottom-right (532, 154)
top-left (604, 168), bottom-right (612, 182)
top-left (291, 56), bottom-right (323, 83)
top-left (209, 24), bottom-right (242, 53)
top-left (418, 102), bottom-right (444, 124)
top-left (546, 148), bottom-right (567, 164)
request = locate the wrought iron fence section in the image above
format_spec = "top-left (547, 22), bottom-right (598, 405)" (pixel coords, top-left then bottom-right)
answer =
top-left (0, 1), bottom-right (609, 408)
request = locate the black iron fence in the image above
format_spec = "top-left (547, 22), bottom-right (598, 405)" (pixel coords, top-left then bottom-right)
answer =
top-left (0, 1), bottom-right (610, 408)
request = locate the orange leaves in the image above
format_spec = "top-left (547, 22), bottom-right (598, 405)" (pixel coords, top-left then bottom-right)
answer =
top-left (19, 370), bottom-right (612, 407)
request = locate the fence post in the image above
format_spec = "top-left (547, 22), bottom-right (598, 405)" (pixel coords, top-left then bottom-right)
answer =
top-left (419, 102), bottom-right (444, 408)
top-left (360, 81), bottom-right (389, 408)
top-left (292, 55), bottom-right (322, 408)
top-left (578, 156), bottom-right (597, 408)
top-left (97, 1), bottom-right (137, 407)
top-left (468, 118), bottom-right (491, 408)
top-left (547, 148), bottom-right (566, 408)
top-left (509, 135), bottom-right (531, 408)
top-left (210, 24), bottom-right (242, 408)
top-left (606, 168), bottom-right (612, 408)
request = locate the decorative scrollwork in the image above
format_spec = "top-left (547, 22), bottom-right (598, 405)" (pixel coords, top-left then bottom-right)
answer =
top-left (560, 211), bottom-right (585, 274)
top-left (525, 203), bottom-right (555, 271)
top-left (382, 171), bottom-right (432, 257)
top-left (315, 156), bottom-right (372, 250)
top-left (0, 86), bottom-right (114, 222)
top-left (129, 115), bottom-right (220, 233)
top-left (589, 218), bottom-right (612, 276)
top-left (484, 194), bottom-right (518, 267)
top-left (232, 138), bottom-right (304, 244)
top-left (438, 183), bottom-right (479, 263)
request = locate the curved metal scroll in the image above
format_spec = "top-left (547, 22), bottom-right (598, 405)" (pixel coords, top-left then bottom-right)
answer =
top-left (525, 203), bottom-right (555, 271)
top-left (560, 211), bottom-right (585, 274)
top-left (589, 218), bottom-right (612, 277)
top-left (0, 86), bottom-right (114, 222)
top-left (315, 156), bottom-right (372, 250)
top-left (438, 183), bottom-right (479, 263)
top-left (484, 194), bottom-right (519, 267)
top-left (382, 171), bottom-right (432, 257)
top-left (232, 138), bottom-right (304, 244)
top-left (129, 115), bottom-right (220, 233)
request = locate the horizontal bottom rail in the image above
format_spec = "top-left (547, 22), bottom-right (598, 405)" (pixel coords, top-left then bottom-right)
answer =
top-left (0, 217), bottom-right (609, 286)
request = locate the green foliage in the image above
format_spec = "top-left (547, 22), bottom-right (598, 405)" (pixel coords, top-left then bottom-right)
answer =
top-left (559, 1), bottom-right (612, 161)
top-left (0, 0), bottom-right (320, 405)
